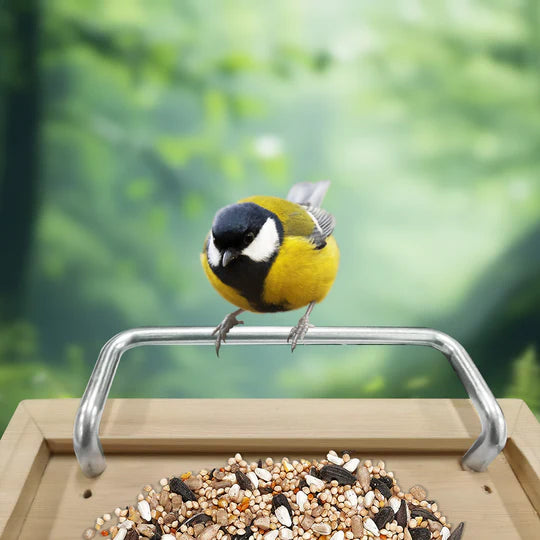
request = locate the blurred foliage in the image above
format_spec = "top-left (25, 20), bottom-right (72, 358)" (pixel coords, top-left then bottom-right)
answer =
top-left (0, 0), bottom-right (539, 434)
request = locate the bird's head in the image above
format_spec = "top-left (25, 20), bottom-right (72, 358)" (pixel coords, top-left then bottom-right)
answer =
top-left (207, 202), bottom-right (283, 268)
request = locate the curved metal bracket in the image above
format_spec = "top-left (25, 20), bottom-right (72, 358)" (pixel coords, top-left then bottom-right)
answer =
top-left (73, 326), bottom-right (507, 477)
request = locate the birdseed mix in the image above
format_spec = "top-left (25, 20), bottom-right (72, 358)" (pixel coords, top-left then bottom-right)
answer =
top-left (82, 451), bottom-right (464, 540)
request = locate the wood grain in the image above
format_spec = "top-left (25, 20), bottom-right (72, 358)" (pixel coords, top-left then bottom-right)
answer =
top-left (0, 402), bottom-right (49, 540)
top-left (22, 398), bottom-right (525, 453)
top-left (505, 400), bottom-right (540, 512)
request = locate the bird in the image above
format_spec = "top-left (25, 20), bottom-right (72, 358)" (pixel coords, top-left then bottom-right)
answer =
top-left (201, 180), bottom-right (339, 355)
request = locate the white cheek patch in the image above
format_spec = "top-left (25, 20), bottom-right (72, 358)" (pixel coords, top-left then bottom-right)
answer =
top-left (242, 217), bottom-right (280, 262)
top-left (207, 233), bottom-right (221, 267)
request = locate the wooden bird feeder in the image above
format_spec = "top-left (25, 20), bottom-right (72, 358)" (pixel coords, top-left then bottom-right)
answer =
top-left (0, 326), bottom-right (538, 539)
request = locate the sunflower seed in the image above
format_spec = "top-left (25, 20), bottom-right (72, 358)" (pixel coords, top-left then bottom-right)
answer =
top-left (305, 474), bottom-right (325, 491)
top-left (137, 500), bottom-right (151, 521)
top-left (370, 478), bottom-right (392, 499)
top-left (379, 476), bottom-right (394, 488)
top-left (363, 518), bottom-right (379, 536)
top-left (448, 523), bottom-right (464, 540)
top-left (235, 470), bottom-right (254, 491)
top-left (169, 477), bottom-right (197, 501)
top-left (319, 465), bottom-right (356, 485)
top-left (344, 489), bottom-right (357, 507)
top-left (112, 530), bottom-right (126, 540)
top-left (264, 532), bottom-right (279, 540)
top-left (411, 507), bottom-right (440, 523)
top-left (273, 494), bottom-right (293, 514)
top-left (183, 513), bottom-right (212, 527)
top-left (247, 471), bottom-right (259, 489)
top-left (363, 490), bottom-right (375, 508)
top-left (327, 452), bottom-right (344, 466)
top-left (255, 468), bottom-right (272, 482)
top-left (296, 490), bottom-right (308, 510)
top-left (395, 499), bottom-right (408, 528)
top-left (275, 506), bottom-right (292, 527)
top-left (374, 506), bottom-right (394, 529)
top-left (410, 529), bottom-right (431, 540)
top-left (343, 458), bottom-right (360, 473)
top-left (389, 496), bottom-right (402, 514)
top-left (330, 531), bottom-right (344, 540)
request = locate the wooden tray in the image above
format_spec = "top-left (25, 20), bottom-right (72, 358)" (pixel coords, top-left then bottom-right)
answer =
top-left (0, 398), bottom-right (538, 539)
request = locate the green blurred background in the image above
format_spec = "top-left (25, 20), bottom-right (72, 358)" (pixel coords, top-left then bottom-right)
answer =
top-left (1, 0), bottom-right (539, 436)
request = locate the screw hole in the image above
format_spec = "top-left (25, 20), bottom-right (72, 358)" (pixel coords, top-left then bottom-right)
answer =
top-left (482, 485), bottom-right (492, 494)
top-left (82, 489), bottom-right (92, 499)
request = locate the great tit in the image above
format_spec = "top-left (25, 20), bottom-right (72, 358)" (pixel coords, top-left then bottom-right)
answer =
top-left (201, 180), bottom-right (339, 355)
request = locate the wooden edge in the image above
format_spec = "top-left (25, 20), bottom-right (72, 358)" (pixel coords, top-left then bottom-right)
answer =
top-left (46, 437), bottom-right (470, 454)
top-left (0, 401), bottom-right (50, 539)
top-left (22, 397), bottom-right (523, 452)
top-left (504, 400), bottom-right (540, 513)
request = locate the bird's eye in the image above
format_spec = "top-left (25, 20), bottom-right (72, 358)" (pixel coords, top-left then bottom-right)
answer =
top-left (243, 232), bottom-right (255, 245)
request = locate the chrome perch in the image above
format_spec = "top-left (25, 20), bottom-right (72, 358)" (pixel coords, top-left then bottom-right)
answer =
top-left (73, 326), bottom-right (507, 477)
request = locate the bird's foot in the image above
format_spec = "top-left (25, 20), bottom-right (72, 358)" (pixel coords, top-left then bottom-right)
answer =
top-left (212, 310), bottom-right (244, 356)
top-left (287, 314), bottom-right (314, 352)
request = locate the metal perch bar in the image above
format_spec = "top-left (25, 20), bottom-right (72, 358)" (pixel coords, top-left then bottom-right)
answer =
top-left (73, 326), bottom-right (507, 477)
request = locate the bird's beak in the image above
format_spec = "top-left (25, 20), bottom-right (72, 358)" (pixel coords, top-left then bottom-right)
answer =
top-left (222, 248), bottom-right (240, 267)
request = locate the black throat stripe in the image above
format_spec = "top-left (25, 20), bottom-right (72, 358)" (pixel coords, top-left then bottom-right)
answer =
top-left (209, 253), bottom-right (288, 313)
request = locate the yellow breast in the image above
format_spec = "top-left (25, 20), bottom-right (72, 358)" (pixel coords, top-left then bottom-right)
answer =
top-left (262, 235), bottom-right (339, 310)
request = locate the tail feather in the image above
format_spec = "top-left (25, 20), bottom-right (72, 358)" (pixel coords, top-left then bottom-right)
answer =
top-left (286, 180), bottom-right (330, 207)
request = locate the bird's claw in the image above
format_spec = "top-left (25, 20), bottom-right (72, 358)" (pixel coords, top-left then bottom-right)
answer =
top-left (213, 313), bottom-right (244, 356)
top-left (287, 317), bottom-right (314, 352)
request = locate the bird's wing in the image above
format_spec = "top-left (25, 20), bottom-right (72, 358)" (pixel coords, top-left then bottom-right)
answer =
top-left (286, 180), bottom-right (330, 207)
top-left (303, 205), bottom-right (336, 247)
